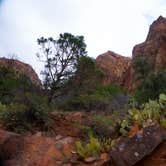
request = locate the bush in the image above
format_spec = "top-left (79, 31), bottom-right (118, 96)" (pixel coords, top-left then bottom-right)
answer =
top-left (61, 84), bottom-right (124, 111)
top-left (119, 94), bottom-right (166, 136)
top-left (76, 132), bottom-right (115, 158)
top-left (0, 66), bottom-right (53, 133)
top-left (134, 70), bottom-right (166, 104)
top-left (1, 103), bottom-right (29, 133)
top-left (88, 114), bottom-right (121, 139)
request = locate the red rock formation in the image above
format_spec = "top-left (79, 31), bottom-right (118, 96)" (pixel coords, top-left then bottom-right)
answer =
top-left (133, 15), bottom-right (166, 71)
top-left (96, 51), bottom-right (131, 86)
top-left (0, 58), bottom-right (41, 86)
top-left (96, 16), bottom-right (166, 91)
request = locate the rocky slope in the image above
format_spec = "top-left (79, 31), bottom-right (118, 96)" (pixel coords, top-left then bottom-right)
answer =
top-left (96, 16), bottom-right (166, 91)
top-left (0, 58), bottom-right (40, 86)
top-left (0, 113), bottom-right (166, 166)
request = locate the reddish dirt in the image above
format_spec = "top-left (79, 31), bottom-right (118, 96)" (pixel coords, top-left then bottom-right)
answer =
top-left (50, 112), bottom-right (87, 138)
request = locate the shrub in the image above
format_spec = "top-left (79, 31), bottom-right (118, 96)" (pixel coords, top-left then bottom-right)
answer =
top-left (134, 70), bottom-right (166, 104)
top-left (0, 66), bottom-right (53, 132)
top-left (1, 103), bottom-right (29, 133)
top-left (133, 56), bottom-right (153, 80)
top-left (119, 94), bottom-right (166, 136)
top-left (76, 132), bottom-right (115, 158)
top-left (0, 102), bottom-right (7, 115)
top-left (61, 84), bottom-right (124, 111)
top-left (89, 114), bottom-right (121, 139)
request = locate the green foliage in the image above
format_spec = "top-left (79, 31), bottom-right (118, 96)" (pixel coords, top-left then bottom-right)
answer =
top-left (37, 33), bottom-right (87, 100)
top-left (133, 56), bottom-right (153, 80)
top-left (89, 114), bottom-right (121, 139)
top-left (62, 83), bottom-right (124, 111)
top-left (76, 132), bottom-right (115, 158)
top-left (134, 70), bottom-right (166, 104)
top-left (0, 66), bottom-right (53, 133)
top-left (161, 118), bottom-right (166, 129)
top-left (119, 94), bottom-right (166, 136)
top-left (0, 102), bottom-right (7, 116)
top-left (159, 93), bottom-right (166, 109)
top-left (1, 103), bottom-right (29, 133)
top-left (119, 117), bottom-right (132, 136)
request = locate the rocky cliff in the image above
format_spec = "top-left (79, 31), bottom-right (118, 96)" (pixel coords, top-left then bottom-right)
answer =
top-left (96, 16), bottom-right (166, 91)
top-left (133, 16), bottom-right (166, 70)
top-left (0, 58), bottom-right (40, 86)
top-left (96, 51), bottom-right (131, 86)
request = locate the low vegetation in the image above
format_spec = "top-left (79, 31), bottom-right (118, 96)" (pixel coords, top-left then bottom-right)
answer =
top-left (0, 66), bottom-right (52, 133)
top-left (76, 131), bottom-right (115, 158)
top-left (119, 93), bottom-right (166, 136)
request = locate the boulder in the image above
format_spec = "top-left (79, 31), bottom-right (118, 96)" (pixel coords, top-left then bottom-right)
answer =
top-left (0, 58), bottom-right (40, 86)
top-left (110, 125), bottom-right (166, 166)
top-left (96, 51), bottom-right (131, 86)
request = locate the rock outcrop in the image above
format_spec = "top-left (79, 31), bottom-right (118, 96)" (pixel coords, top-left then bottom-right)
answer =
top-left (1, 124), bottom-right (166, 166)
top-left (127, 16), bottom-right (166, 91)
top-left (96, 16), bottom-right (166, 91)
top-left (133, 16), bottom-right (166, 70)
top-left (110, 124), bottom-right (166, 166)
top-left (0, 58), bottom-right (40, 86)
top-left (96, 51), bottom-right (131, 86)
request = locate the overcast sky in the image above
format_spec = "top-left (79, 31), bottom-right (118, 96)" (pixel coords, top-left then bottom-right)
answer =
top-left (0, 0), bottom-right (166, 77)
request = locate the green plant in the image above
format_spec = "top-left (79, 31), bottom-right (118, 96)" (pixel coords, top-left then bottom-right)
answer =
top-left (160, 118), bottom-right (166, 129)
top-left (119, 94), bottom-right (166, 137)
top-left (76, 132), bottom-right (115, 158)
top-left (119, 117), bottom-right (132, 136)
top-left (76, 133), bottom-right (101, 158)
top-left (0, 102), bottom-right (7, 115)
top-left (0, 66), bottom-right (53, 132)
top-left (1, 103), bottom-right (29, 133)
top-left (159, 93), bottom-right (166, 110)
top-left (90, 115), bottom-right (120, 139)
top-left (61, 83), bottom-right (124, 112)
top-left (100, 138), bottom-right (116, 152)
top-left (134, 70), bottom-right (166, 104)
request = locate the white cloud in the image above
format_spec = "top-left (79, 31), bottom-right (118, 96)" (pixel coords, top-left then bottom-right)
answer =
top-left (0, 0), bottom-right (166, 77)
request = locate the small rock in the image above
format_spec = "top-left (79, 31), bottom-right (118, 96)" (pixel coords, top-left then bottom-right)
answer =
top-left (35, 132), bottom-right (42, 137)
top-left (58, 137), bottom-right (74, 144)
top-left (100, 153), bottom-right (109, 161)
top-left (137, 133), bottom-right (143, 139)
top-left (118, 143), bottom-right (125, 152)
top-left (134, 152), bottom-right (139, 157)
top-left (55, 135), bottom-right (63, 140)
top-left (84, 157), bottom-right (97, 163)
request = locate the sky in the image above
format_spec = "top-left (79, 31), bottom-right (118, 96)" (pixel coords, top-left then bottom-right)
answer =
top-left (0, 0), bottom-right (166, 77)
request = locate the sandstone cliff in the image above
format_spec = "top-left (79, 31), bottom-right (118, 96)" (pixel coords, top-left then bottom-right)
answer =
top-left (96, 51), bottom-right (131, 86)
top-left (96, 16), bottom-right (166, 91)
top-left (132, 16), bottom-right (166, 69)
top-left (0, 58), bottom-right (40, 86)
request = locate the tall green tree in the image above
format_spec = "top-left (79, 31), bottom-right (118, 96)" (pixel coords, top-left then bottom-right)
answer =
top-left (37, 33), bottom-right (87, 100)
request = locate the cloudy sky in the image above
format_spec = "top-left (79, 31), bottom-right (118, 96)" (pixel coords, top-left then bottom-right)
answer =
top-left (0, 0), bottom-right (166, 76)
